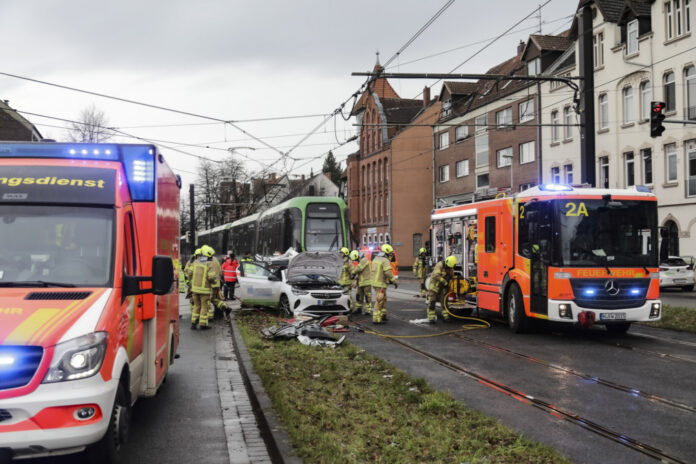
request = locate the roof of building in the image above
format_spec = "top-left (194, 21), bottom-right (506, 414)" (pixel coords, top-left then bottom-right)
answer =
top-left (0, 99), bottom-right (43, 140)
top-left (442, 81), bottom-right (478, 97)
top-left (381, 98), bottom-right (424, 124)
top-left (351, 64), bottom-right (400, 115)
top-left (528, 34), bottom-right (573, 52)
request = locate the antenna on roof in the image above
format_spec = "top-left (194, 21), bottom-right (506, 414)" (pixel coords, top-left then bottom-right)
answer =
top-left (375, 50), bottom-right (380, 66)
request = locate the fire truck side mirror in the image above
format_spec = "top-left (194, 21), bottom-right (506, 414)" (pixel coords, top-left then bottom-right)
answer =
top-left (152, 255), bottom-right (175, 295)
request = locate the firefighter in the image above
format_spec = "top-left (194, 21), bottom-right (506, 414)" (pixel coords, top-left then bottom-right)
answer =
top-left (353, 250), bottom-right (372, 315)
top-left (202, 245), bottom-right (229, 321)
top-left (221, 253), bottom-right (239, 300)
top-left (183, 248), bottom-right (202, 299)
top-left (338, 247), bottom-right (353, 310)
top-left (370, 244), bottom-right (397, 324)
top-left (413, 247), bottom-right (428, 298)
top-left (187, 247), bottom-right (219, 330)
top-left (426, 255), bottom-right (456, 323)
top-left (348, 250), bottom-right (360, 312)
top-left (241, 251), bottom-right (254, 262)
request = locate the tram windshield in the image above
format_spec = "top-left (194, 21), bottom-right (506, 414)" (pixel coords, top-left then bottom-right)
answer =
top-left (305, 203), bottom-right (344, 252)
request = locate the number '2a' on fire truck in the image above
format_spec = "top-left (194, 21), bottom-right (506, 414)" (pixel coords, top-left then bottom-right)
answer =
top-left (0, 142), bottom-right (180, 463)
top-left (430, 184), bottom-right (661, 333)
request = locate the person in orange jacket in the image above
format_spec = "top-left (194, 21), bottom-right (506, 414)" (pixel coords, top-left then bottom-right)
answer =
top-left (221, 252), bottom-right (239, 301)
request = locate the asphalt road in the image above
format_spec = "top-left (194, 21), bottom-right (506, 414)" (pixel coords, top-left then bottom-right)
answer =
top-left (344, 278), bottom-right (696, 464)
top-left (660, 286), bottom-right (696, 308)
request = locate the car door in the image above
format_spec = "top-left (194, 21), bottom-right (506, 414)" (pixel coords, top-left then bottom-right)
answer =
top-left (237, 261), bottom-right (283, 307)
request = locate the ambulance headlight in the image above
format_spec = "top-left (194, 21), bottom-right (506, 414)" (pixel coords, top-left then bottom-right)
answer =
top-left (43, 332), bottom-right (108, 383)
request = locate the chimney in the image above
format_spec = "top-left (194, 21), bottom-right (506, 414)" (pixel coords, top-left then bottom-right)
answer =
top-left (301, 174), bottom-right (305, 182)
top-left (423, 86), bottom-right (430, 108)
top-left (517, 40), bottom-right (526, 56)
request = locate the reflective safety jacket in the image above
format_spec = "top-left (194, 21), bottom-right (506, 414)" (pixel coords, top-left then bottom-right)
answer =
top-left (221, 258), bottom-right (239, 282)
top-left (210, 257), bottom-right (222, 289)
top-left (183, 257), bottom-right (196, 285)
top-left (338, 256), bottom-right (353, 285)
top-left (413, 255), bottom-right (427, 279)
top-left (189, 257), bottom-right (219, 294)
top-left (428, 261), bottom-right (453, 292)
top-left (354, 257), bottom-right (372, 287)
top-left (370, 253), bottom-right (395, 289)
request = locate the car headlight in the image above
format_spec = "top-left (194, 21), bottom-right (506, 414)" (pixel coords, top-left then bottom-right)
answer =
top-left (291, 287), bottom-right (309, 296)
top-left (342, 287), bottom-right (350, 294)
top-left (42, 332), bottom-right (107, 383)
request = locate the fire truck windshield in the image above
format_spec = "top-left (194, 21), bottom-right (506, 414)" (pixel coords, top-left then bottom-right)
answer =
top-left (0, 205), bottom-right (114, 287)
top-left (552, 199), bottom-right (657, 268)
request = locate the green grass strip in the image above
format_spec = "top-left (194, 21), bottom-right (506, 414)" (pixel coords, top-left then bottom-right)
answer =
top-left (236, 312), bottom-right (569, 463)
top-left (643, 305), bottom-right (696, 334)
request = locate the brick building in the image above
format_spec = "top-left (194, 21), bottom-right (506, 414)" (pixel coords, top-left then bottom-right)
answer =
top-left (0, 100), bottom-right (42, 141)
top-left (346, 63), bottom-right (440, 262)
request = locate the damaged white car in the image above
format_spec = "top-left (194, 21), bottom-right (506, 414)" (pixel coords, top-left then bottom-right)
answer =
top-left (236, 251), bottom-right (351, 316)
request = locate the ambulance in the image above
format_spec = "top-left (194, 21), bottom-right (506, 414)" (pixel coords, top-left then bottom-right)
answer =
top-left (430, 184), bottom-right (661, 333)
top-left (0, 142), bottom-right (180, 462)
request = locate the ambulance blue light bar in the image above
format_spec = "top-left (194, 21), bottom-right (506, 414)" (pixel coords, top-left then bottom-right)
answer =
top-left (0, 142), bottom-right (156, 201)
top-left (539, 183), bottom-right (573, 191)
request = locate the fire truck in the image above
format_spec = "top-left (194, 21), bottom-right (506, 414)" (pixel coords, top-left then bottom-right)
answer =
top-left (430, 184), bottom-right (661, 333)
top-left (0, 142), bottom-right (180, 462)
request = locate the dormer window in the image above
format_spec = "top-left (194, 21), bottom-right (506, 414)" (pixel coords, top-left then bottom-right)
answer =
top-left (527, 58), bottom-right (541, 76)
top-left (626, 20), bottom-right (639, 55)
top-left (442, 99), bottom-right (452, 117)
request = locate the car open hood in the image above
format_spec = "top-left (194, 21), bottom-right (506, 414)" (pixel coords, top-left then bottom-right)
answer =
top-left (286, 252), bottom-right (342, 283)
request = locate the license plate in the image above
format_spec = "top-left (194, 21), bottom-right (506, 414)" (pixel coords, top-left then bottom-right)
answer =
top-left (317, 299), bottom-right (336, 306)
top-left (674, 279), bottom-right (686, 284)
top-left (600, 312), bottom-right (626, 320)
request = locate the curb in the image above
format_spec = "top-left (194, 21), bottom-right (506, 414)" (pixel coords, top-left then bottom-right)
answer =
top-left (228, 314), bottom-right (303, 464)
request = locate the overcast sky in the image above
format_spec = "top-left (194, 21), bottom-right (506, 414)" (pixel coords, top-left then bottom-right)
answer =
top-left (1, 0), bottom-right (578, 189)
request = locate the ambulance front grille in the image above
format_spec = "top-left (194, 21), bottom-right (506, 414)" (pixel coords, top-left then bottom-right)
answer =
top-left (0, 409), bottom-right (12, 423)
top-left (0, 346), bottom-right (44, 391)
top-left (25, 291), bottom-right (92, 300)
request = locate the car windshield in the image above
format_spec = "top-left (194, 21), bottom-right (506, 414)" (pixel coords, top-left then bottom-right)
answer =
top-left (0, 205), bottom-right (114, 287)
top-left (287, 274), bottom-right (336, 284)
top-left (662, 258), bottom-right (687, 266)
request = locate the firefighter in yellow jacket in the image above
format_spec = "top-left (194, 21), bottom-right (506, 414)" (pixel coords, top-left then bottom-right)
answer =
top-left (202, 245), bottom-right (229, 321)
top-left (370, 244), bottom-right (397, 324)
top-left (412, 247), bottom-right (428, 298)
top-left (338, 247), bottom-right (354, 310)
top-left (183, 248), bottom-right (202, 299)
top-left (426, 255), bottom-right (456, 323)
top-left (353, 250), bottom-right (373, 314)
top-left (187, 246), bottom-right (220, 330)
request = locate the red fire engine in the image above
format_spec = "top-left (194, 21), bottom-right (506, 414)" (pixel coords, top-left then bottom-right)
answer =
top-left (0, 142), bottom-right (180, 462)
top-left (430, 184), bottom-right (661, 333)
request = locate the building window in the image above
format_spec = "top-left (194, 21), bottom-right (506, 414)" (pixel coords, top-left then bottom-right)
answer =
top-left (378, 233), bottom-right (383, 245)
top-left (456, 159), bottom-right (469, 177)
top-left (475, 131), bottom-right (489, 167)
top-left (626, 19), bottom-right (639, 55)
top-left (386, 194), bottom-right (390, 217)
top-left (455, 125), bottom-right (469, 141)
top-left (439, 165), bottom-right (450, 183)
top-left (439, 131), bottom-right (450, 150)
top-left (564, 106), bottom-right (573, 139)
top-left (497, 147), bottom-right (513, 167)
top-left (667, 0), bottom-right (675, 39)
top-left (551, 110), bottom-right (560, 142)
top-left (640, 81), bottom-right (652, 121)
top-left (551, 167), bottom-right (561, 184)
top-left (519, 99), bottom-right (535, 122)
top-left (593, 32), bottom-right (605, 68)
top-left (625, 152), bottom-right (635, 187)
top-left (362, 235), bottom-right (367, 246)
top-left (688, 142), bottom-right (696, 196)
top-left (442, 98), bottom-right (452, 117)
top-left (664, 72), bottom-right (676, 112)
top-left (519, 182), bottom-right (536, 191)
top-left (623, 86), bottom-right (634, 123)
top-left (527, 57), bottom-right (541, 76)
top-left (496, 108), bottom-right (512, 127)
top-left (686, 66), bottom-right (696, 120)
top-left (666, 143), bottom-right (678, 182)
top-left (599, 156), bottom-right (610, 188)
top-left (687, 0), bottom-right (692, 32)
top-left (385, 233), bottom-right (391, 244)
top-left (475, 114), bottom-right (487, 134)
top-left (564, 164), bottom-right (574, 184)
top-left (519, 141), bottom-right (535, 164)
top-left (476, 173), bottom-right (489, 189)
top-left (599, 94), bottom-right (609, 129)
top-left (641, 148), bottom-right (653, 185)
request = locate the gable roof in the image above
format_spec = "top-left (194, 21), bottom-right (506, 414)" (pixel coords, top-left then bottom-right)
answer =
top-left (351, 64), bottom-right (400, 115)
top-left (381, 98), bottom-right (424, 124)
top-left (442, 81), bottom-right (478, 97)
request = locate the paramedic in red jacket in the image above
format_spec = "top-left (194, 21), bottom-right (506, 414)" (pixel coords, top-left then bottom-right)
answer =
top-left (221, 252), bottom-right (239, 300)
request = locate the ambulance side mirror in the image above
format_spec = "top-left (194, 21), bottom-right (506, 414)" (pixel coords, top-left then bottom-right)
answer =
top-left (123, 255), bottom-right (175, 298)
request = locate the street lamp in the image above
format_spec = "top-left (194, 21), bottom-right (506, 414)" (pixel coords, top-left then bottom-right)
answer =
top-left (502, 153), bottom-right (514, 193)
top-left (227, 146), bottom-right (256, 154)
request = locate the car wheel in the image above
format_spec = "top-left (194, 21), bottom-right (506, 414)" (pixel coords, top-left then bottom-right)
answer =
top-left (681, 285), bottom-right (694, 292)
top-left (279, 294), bottom-right (291, 317)
top-left (86, 382), bottom-right (130, 464)
top-left (506, 284), bottom-right (527, 334)
top-left (606, 322), bottom-right (631, 334)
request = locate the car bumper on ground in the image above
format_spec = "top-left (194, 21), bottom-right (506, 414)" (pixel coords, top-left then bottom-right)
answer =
top-left (659, 275), bottom-right (695, 288)
top-left (545, 299), bottom-right (661, 323)
top-left (289, 291), bottom-right (350, 315)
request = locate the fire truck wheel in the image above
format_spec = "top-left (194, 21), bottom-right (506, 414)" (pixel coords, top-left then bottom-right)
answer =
top-left (506, 285), bottom-right (527, 333)
top-left (87, 382), bottom-right (130, 464)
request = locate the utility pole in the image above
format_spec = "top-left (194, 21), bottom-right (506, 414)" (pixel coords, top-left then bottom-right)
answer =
top-left (188, 184), bottom-right (196, 256)
top-left (578, 4), bottom-right (596, 186)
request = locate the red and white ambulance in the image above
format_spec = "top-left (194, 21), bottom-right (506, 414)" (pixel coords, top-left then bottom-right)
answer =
top-left (0, 142), bottom-right (180, 462)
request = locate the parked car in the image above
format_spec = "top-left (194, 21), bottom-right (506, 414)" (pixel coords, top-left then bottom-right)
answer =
top-left (659, 256), bottom-right (695, 291)
top-left (679, 255), bottom-right (695, 270)
top-left (236, 251), bottom-right (351, 316)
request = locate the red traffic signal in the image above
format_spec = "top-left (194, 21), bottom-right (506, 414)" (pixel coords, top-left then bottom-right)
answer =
top-left (650, 101), bottom-right (666, 138)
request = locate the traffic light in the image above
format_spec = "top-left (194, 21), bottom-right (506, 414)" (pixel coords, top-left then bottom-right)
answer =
top-left (650, 101), bottom-right (666, 138)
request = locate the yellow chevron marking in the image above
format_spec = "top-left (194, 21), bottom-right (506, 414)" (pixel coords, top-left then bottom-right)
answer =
top-left (28, 300), bottom-right (80, 345)
top-left (35, 291), bottom-right (103, 345)
top-left (5, 308), bottom-right (62, 344)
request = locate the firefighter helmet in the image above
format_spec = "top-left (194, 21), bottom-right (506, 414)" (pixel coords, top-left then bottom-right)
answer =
top-left (381, 244), bottom-right (394, 255)
top-left (340, 247), bottom-right (350, 256)
top-left (201, 245), bottom-right (215, 258)
top-left (350, 250), bottom-right (359, 261)
top-left (419, 247), bottom-right (427, 255)
top-left (445, 255), bottom-right (457, 268)
top-left (194, 248), bottom-right (202, 257)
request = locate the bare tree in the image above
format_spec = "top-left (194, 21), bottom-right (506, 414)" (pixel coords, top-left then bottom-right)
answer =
top-left (194, 155), bottom-right (247, 230)
top-left (67, 104), bottom-right (113, 142)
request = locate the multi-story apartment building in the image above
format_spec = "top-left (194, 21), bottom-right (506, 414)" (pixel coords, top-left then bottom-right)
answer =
top-left (0, 99), bottom-right (42, 141)
top-left (346, 63), bottom-right (440, 263)
top-left (542, 0), bottom-right (696, 256)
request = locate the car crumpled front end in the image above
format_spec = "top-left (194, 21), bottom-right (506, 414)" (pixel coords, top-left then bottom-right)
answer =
top-left (286, 251), bottom-right (351, 315)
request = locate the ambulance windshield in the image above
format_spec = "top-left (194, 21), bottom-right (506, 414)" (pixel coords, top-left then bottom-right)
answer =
top-left (552, 199), bottom-right (657, 268)
top-left (0, 205), bottom-right (114, 287)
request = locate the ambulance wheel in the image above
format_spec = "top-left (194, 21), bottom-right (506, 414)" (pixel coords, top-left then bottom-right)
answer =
top-left (86, 382), bottom-right (130, 464)
top-left (606, 322), bottom-right (631, 334)
top-left (506, 285), bottom-right (527, 333)
top-left (279, 294), bottom-right (291, 317)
